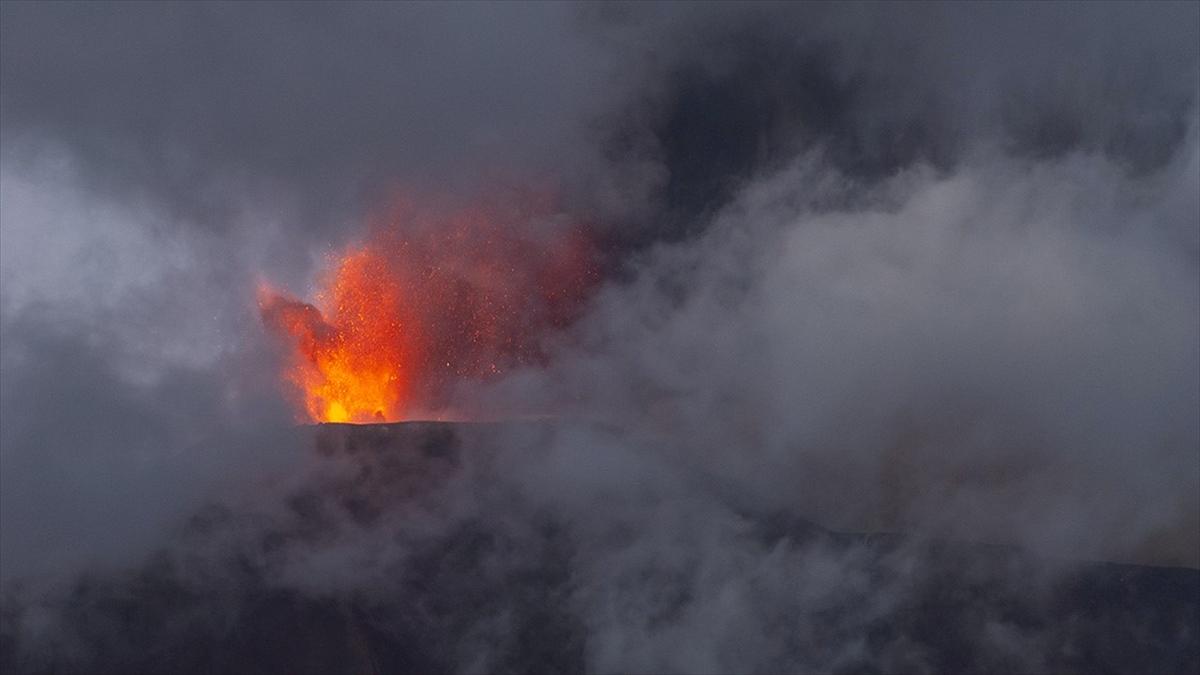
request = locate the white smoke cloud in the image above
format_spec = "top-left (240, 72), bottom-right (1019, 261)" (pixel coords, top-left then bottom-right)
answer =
top-left (509, 128), bottom-right (1200, 567)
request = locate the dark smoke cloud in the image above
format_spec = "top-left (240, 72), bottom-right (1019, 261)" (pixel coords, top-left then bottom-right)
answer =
top-left (601, 1), bottom-right (1197, 245)
top-left (1, 1), bottom-right (1197, 672)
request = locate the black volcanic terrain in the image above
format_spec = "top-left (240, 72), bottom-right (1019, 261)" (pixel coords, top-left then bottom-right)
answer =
top-left (2, 422), bottom-right (1196, 674)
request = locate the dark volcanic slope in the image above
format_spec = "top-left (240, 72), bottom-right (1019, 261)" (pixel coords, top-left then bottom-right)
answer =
top-left (3, 422), bottom-right (1197, 674)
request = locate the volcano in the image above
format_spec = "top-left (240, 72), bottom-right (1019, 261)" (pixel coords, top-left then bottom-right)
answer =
top-left (3, 422), bottom-right (1196, 674)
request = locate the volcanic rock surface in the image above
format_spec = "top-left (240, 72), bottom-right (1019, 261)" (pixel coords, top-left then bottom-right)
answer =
top-left (2, 422), bottom-right (1196, 674)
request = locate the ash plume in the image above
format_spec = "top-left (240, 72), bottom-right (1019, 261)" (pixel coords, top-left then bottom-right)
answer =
top-left (1, 2), bottom-right (1197, 673)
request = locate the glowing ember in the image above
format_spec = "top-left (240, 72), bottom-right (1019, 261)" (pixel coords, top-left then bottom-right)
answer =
top-left (259, 194), bottom-right (598, 423)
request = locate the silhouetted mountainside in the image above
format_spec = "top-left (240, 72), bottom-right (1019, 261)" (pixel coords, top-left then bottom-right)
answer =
top-left (3, 422), bottom-right (1196, 674)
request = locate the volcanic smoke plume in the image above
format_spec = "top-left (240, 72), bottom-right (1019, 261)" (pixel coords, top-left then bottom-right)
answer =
top-left (1, 2), bottom-right (1197, 674)
top-left (258, 194), bottom-right (598, 423)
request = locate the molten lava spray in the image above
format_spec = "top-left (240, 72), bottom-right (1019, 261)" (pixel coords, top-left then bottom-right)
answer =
top-left (259, 195), bottom-right (598, 423)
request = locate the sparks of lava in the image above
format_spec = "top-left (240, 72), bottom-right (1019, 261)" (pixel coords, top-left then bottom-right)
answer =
top-left (258, 194), bottom-right (598, 424)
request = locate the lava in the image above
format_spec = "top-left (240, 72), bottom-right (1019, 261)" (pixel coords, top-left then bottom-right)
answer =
top-left (259, 193), bottom-right (598, 423)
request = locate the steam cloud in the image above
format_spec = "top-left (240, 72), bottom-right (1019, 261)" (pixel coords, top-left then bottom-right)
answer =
top-left (1, 2), bottom-right (1197, 672)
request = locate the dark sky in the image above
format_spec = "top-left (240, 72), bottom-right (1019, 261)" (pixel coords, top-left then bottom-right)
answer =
top-left (0, 2), bottom-right (1198, 670)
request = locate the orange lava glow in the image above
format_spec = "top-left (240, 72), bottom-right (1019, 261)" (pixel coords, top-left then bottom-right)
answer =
top-left (258, 194), bottom-right (598, 423)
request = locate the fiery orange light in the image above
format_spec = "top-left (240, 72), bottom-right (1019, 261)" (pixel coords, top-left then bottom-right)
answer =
top-left (259, 194), bottom-right (598, 423)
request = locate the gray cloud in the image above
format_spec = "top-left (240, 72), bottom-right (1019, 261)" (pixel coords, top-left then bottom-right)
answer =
top-left (0, 1), bottom-right (631, 232)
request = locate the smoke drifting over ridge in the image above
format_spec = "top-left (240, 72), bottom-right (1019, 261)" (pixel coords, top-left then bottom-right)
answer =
top-left (1, 2), bottom-right (1197, 672)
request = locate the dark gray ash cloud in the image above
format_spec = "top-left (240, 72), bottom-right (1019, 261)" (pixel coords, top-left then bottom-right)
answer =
top-left (1, 1), bottom-right (1197, 672)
